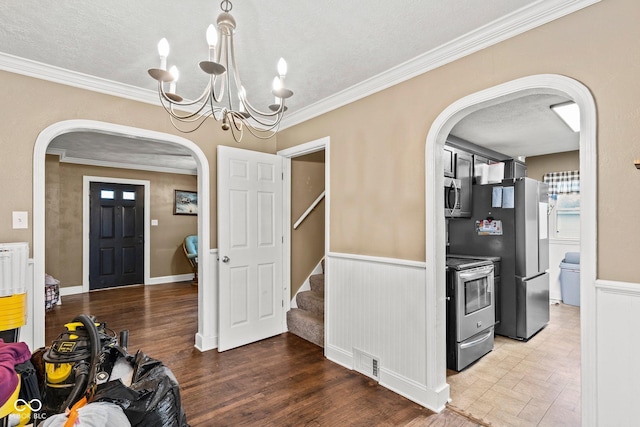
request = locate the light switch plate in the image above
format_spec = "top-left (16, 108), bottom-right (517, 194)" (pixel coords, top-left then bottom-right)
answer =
top-left (13, 211), bottom-right (28, 229)
top-left (151, 219), bottom-right (159, 226)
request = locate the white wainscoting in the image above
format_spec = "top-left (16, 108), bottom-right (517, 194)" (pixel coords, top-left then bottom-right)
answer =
top-left (595, 280), bottom-right (640, 426)
top-left (325, 252), bottom-right (430, 407)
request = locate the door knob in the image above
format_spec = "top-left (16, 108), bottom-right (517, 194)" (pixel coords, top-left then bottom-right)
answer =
top-left (222, 256), bottom-right (230, 263)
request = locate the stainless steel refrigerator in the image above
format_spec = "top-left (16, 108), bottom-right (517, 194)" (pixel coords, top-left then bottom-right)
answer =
top-left (448, 177), bottom-right (550, 340)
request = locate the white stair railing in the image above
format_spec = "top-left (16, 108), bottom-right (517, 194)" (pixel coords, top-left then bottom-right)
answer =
top-left (293, 191), bottom-right (325, 230)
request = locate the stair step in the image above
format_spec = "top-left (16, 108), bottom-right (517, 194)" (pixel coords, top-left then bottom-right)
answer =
top-left (309, 274), bottom-right (325, 294)
top-left (287, 308), bottom-right (324, 347)
top-left (296, 290), bottom-right (324, 317)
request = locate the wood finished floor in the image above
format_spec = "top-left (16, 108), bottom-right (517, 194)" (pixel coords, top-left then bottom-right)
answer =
top-left (447, 303), bottom-right (581, 426)
top-left (45, 282), bottom-right (484, 427)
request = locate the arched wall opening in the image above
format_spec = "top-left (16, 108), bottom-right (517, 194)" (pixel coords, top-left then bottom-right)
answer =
top-left (424, 74), bottom-right (597, 423)
top-left (32, 119), bottom-right (216, 351)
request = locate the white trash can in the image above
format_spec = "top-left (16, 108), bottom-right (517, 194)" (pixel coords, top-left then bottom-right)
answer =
top-left (559, 252), bottom-right (580, 306)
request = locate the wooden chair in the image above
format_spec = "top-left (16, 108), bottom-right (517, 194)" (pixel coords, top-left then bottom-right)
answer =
top-left (183, 235), bottom-right (198, 284)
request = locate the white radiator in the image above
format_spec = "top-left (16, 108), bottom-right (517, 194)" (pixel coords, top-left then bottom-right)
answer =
top-left (0, 242), bottom-right (29, 296)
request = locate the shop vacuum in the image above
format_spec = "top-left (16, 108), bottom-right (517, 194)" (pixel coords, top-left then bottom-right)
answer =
top-left (34, 314), bottom-right (189, 426)
top-left (40, 314), bottom-right (123, 419)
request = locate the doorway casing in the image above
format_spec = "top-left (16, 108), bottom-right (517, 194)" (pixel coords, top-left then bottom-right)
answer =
top-left (277, 136), bottom-right (330, 334)
top-left (33, 119), bottom-right (215, 351)
top-left (424, 74), bottom-right (597, 422)
top-left (82, 176), bottom-right (151, 293)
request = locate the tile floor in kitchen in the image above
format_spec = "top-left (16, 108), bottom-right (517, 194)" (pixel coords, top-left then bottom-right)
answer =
top-left (447, 302), bottom-right (581, 426)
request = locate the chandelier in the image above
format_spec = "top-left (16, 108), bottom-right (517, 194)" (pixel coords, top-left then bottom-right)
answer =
top-left (148, 0), bottom-right (293, 142)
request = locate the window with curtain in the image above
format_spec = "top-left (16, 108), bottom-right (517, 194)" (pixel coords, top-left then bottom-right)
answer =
top-left (544, 170), bottom-right (580, 240)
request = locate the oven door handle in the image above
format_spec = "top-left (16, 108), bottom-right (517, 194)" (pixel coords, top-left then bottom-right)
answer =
top-left (460, 328), bottom-right (493, 349)
top-left (458, 267), bottom-right (493, 282)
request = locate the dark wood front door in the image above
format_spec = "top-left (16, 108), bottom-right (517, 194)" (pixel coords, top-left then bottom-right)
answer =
top-left (89, 182), bottom-right (144, 290)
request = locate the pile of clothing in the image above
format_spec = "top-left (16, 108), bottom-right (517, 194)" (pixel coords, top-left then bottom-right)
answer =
top-left (0, 339), bottom-right (37, 426)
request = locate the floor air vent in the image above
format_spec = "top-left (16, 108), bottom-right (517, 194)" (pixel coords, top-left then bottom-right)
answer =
top-left (353, 348), bottom-right (380, 381)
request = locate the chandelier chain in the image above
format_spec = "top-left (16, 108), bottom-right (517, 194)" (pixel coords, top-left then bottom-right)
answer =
top-left (220, 0), bottom-right (232, 13)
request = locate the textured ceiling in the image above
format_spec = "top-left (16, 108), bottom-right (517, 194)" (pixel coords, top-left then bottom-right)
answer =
top-left (48, 132), bottom-right (198, 175)
top-left (0, 0), bottom-right (535, 111)
top-left (451, 93), bottom-right (579, 158)
top-left (0, 0), bottom-right (584, 171)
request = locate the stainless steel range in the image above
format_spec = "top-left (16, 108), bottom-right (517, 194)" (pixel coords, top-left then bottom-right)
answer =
top-left (446, 257), bottom-right (495, 371)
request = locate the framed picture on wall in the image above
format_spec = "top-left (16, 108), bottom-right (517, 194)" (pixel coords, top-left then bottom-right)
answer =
top-left (174, 190), bottom-right (198, 215)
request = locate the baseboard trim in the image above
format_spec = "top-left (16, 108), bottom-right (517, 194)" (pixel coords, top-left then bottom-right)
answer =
top-left (59, 275), bottom-right (193, 295)
top-left (147, 274), bottom-right (194, 285)
top-left (195, 332), bottom-right (218, 352)
top-left (59, 285), bottom-right (83, 296)
top-left (325, 343), bottom-right (449, 412)
top-left (380, 368), bottom-right (448, 413)
top-left (325, 344), bottom-right (353, 370)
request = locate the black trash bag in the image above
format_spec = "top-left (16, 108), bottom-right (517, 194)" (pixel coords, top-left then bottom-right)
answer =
top-left (16, 360), bottom-right (42, 403)
top-left (15, 360), bottom-right (43, 425)
top-left (93, 350), bottom-right (190, 427)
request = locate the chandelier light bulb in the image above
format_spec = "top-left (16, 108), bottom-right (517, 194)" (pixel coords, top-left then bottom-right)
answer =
top-left (157, 38), bottom-right (170, 70)
top-left (277, 58), bottom-right (287, 77)
top-left (206, 24), bottom-right (218, 47)
top-left (169, 66), bottom-right (180, 81)
top-left (206, 25), bottom-right (218, 62)
top-left (157, 38), bottom-right (170, 57)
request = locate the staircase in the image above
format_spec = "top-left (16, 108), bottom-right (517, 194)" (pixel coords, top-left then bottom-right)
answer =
top-left (287, 265), bottom-right (325, 347)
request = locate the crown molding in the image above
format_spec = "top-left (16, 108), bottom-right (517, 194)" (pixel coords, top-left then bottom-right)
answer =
top-left (0, 0), bottom-right (600, 130)
top-left (47, 148), bottom-right (197, 175)
top-left (0, 52), bottom-right (161, 106)
top-left (280, 0), bottom-right (600, 129)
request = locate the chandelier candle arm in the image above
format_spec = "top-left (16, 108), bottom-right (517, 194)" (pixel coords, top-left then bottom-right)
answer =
top-left (168, 66), bottom-right (179, 95)
top-left (147, 0), bottom-right (293, 142)
top-left (227, 35), bottom-right (292, 119)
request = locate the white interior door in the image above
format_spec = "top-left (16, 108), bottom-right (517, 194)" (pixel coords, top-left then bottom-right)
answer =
top-left (217, 145), bottom-right (284, 351)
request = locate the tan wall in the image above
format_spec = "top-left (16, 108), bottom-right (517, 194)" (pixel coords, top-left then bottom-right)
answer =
top-left (0, 71), bottom-right (276, 256)
top-left (277, 0), bottom-right (640, 283)
top-left (45, 156), bottom-right (198, 287)
top-left (526, 150), bottom-right (580, 181)
top-left (2, 1), bottom-right (640, 284)
top-left (290, 151), bottom-right (325, 298)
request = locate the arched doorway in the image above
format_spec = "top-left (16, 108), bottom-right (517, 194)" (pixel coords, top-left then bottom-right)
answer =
top-left (32, 119), bottom-right (216, 351)
top-left (424, 74), bottom-right (597, 423)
